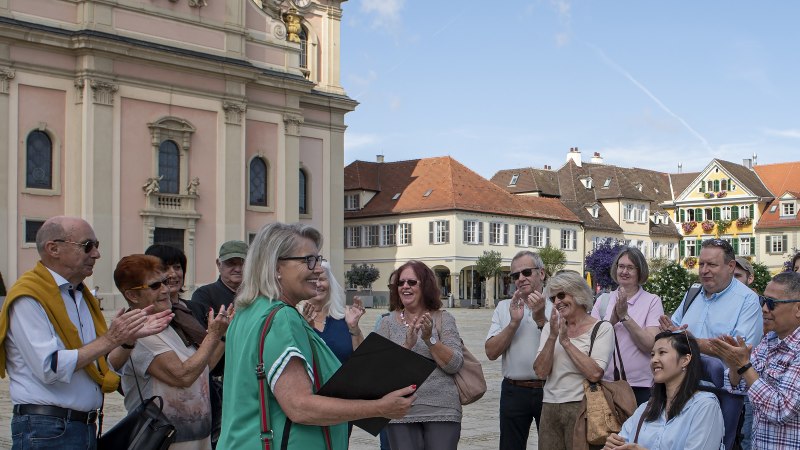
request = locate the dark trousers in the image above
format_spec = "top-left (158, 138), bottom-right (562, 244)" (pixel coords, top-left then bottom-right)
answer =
top-left (499, 378), bottom-right (544, 450)
top-left (631, 386), bottom-right (651, 406)
top-left (210, 376), bottom-right (223, 448)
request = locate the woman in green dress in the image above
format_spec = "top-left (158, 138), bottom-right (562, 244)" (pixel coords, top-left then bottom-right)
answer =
top-left (218, 222), bottom-right (416, 450)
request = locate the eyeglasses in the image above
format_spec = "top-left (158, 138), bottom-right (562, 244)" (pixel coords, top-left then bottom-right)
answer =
top-left (54, 239), bottom-right (100, 254)
top-left (278, 255), bottom-right (324, 270)
top-left (550, 292), bottom-right (567, 302)
top-left (617, 264), bottom-right (637, 273)
top-left (759, 295), bottom-right (800, 311)
top-left (510, 267), bottom-right (541, 281)
top-left (672, 329), bottom-right (692, 359)
top-left (397, 279), bottom-right (419, 287)
top-left (128, 279), bottom-right (167, 291)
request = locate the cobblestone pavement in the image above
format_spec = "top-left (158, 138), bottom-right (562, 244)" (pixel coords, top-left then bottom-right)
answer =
top-left (0, 307), bottom-right (539, 449)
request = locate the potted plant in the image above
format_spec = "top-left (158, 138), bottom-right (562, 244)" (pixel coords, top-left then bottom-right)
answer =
top-left (703, 192), bottom-right (714, 199)
top-left (701, 220), bottom-right (715, 233)
top-left (716, 190), bottom-right (727, 198)
top-left (682, 221), bottom-right (698, 234)
top-left (715, 219), bottom-right (732, 235)
top-left (685, 256), bottom-right (698, 268)
top-left (736, 217), bottom-right (752, 227)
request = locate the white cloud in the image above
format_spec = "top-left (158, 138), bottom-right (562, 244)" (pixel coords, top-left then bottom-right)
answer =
top-left (360, 0), bottom-right (405, 30)
top-left (763, 128), bottom-right (800, 139)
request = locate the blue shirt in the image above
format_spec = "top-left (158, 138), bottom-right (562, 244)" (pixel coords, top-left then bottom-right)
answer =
top-left (671, 278), bottom-right (763, 346)
top-left (619, 391), bottom-right (724, 450)
top-left (315, 317), bottom-right (353, 364)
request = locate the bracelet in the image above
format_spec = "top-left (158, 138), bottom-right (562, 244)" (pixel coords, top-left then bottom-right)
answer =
top-left (349, 328), bottom-right (362, 336)
top-left (736, 362), bottom-right (753, 375)
top-left (121, 342), bottom-right (136, 350)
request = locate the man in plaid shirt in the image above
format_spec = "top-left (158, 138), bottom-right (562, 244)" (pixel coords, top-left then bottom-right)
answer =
top-left (711, 271), bottom-right (800, 450)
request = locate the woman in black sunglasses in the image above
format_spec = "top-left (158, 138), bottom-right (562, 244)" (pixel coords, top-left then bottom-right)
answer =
top-left (376, 260), bottom-right (465, 450)
top-left (113, 254), bottom-right (230, 449)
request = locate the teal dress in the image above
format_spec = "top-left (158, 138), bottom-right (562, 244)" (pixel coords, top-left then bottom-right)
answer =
top-left (218, 297), bottom-right (347, 450)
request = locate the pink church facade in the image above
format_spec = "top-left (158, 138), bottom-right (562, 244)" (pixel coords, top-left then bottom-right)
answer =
top-left (0, 0), bottom-right (354, 307)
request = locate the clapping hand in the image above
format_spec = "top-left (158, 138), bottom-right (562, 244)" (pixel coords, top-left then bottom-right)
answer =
top-left (708, 334), bottom-right (752, 370)
top-left (658, 314), bottom-right (685, 333)
top-left (345, 297), bottom-right (366, 330)
top-left (524, 290), bottom-right (546, 325)
top-left (509, 291), bottom-right (525, 324)
top-left (403, 314), bottom-right (423, 349)
top-left (297, 300), bottom-right (317, 326)
top-left (610, 287), bottom-right (629, 324)
top-left (208, 304), bottom-right (233, 337)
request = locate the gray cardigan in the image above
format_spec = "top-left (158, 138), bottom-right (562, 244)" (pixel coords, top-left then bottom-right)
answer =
top-left (377, 309), bottom-right (464, 423)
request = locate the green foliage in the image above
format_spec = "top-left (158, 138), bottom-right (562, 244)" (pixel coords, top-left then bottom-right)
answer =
top-left (539, 245), bottom-right (567, 278)
top-left (750, 262), bottom-right (772, 295)
top-left (475, 250), bottom-right (503, 279)
top-left (643, 262), bottom-right (698, 315)
top-left (647, 257), bottom-right (670, 272)
top-left (344, 263), bottom-right (380, 291)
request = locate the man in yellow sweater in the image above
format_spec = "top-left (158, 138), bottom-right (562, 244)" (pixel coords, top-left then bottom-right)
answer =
top-left (0, 216), bottom-right (173, 449)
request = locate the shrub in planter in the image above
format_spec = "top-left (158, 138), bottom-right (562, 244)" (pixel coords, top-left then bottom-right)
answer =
top-left (701, 220), bottom-right (715, 233)
top-left (682, 221), bottom-right (698, 234)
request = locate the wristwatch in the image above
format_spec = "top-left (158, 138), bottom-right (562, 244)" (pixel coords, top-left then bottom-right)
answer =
top-left (619, 315), bottom-right (631, 323)
top-left (425, 335), bottom-right (438, 346)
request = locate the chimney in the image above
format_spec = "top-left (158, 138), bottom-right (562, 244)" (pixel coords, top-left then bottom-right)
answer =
top-left (376, 154), bottom-right (384, 163)
top-left (591, 152), bottom-right (604, 164)
top-left (752, 153), bottom-right (758, 166)
top-left (566, 147), bottom-right (582, 167)
top-left (544, 164), bottom-right (552, 170)
top-left (743, 158), bottom-right (752, 170)
top-left (678, 163), bottom-right (683, 174)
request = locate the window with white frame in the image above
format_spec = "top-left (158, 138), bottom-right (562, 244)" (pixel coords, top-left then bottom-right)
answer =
top-left (560, 229), bottom-right (577, 250)
top-left (345, 226), bottom-right (361, 248)
top-left (364, 225), bottom-right (379, 247)
top-left (581, 177), bottom-right (593, 189)
top-left (532, 226), bottom-right (548, 248)
top-left (430, 220), bottom-right (450, 244)
top-left (515, 224), bottom-right (531, 246)
top-left (781, 202), bottom-right (796, 217)
top-left (509, 174), bottom-right (519, 186)
top-left (398, 223), bottom-right (412, 245)
top-left (463, 220), bottom-right (482, 244)
top-left (668, 243), bottom-right (677, 260)
top-left (768, 235), bottom-right (785, 254)
top-left (344, 194), bottom-right (360, 211)
top-left (380, 224), bottom-right (396, 246)
top-left (652, 241), bottom-right (661, 258)
top-left (623, 203), bottom-right (635, 222)
top-left (685, 238), bottom-right (697, 257)
top-left (739, 237), bottom-right (751, 256)
top-left (740, 205), bottom-right (751, 218)
top-left (489, 222), bottom-right (508, 245)
top-left (636, 204), bottom-right (648, 223)
top-left (721, 206), bottom-right (732, 221)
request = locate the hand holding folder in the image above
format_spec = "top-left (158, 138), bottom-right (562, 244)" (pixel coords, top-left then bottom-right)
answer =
top-left (316, 332), bottom-right (437, 435)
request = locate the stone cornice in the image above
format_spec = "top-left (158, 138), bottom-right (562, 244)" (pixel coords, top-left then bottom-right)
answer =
top-left (0, 67), bottom-right (14, 94)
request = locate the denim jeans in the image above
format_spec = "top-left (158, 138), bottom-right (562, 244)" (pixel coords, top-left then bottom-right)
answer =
top-left (741, 396), bottom-right (753, 450)
top-left (12, 413), bottom-right (97, 450)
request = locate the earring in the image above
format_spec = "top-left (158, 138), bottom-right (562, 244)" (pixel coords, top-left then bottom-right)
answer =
top-left (681, 366), bottom-right (686, 372)
top-left (277, 275), bottom-right (282, 279)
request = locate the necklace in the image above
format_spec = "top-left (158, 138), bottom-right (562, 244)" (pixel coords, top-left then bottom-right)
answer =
top-left (400, 310), bottom-right (426, 327)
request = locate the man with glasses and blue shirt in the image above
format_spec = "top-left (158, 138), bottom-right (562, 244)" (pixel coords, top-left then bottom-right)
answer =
top-left (0, 216), bottom-right (172, 449)
top-left (485, 250), bottom-right (552, 450)
top-left (711, 271), bottom-right (800, 450)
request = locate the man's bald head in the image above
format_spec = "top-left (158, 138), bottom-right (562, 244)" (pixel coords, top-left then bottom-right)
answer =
top-left (36, 216), bottom-right (91, 255)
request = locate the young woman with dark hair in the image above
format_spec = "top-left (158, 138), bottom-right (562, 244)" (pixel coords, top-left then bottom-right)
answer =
top-left (603, 331), bottom-right (724, 450)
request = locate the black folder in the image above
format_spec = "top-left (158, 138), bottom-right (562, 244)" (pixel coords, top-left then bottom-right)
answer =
top-left (316, 332), bottom-right (437, 435)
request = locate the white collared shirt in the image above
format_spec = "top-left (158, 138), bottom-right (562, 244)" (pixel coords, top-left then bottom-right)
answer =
top-left (486, 299), bottom-right (553, 380)
top-left (5, 267), bottom-right (102, 411)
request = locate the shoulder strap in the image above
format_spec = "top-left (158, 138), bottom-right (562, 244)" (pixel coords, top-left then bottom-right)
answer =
top-left (257, 303), bottom-right (285, 450)
top-left (588, 320), bottom-right (605, 357)
top-left (633, 412), bottom-right (646, 443)
top-left (682, 283), bottom-right (703, 315)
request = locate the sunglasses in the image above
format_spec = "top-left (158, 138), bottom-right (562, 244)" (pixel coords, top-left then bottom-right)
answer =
top-left (672, 329), bottom-right (692, 359)
top-left (759, 295), bottom-right (800, 311)
top-left (397, 279), bottom-right (419, 287)
top-left (129, 279), bottom-right (167, 291)
top-left (510, 267), bottom-right (541, 281)
top-left (549, 292), bottom-right (568, 302)
top-left (278, 254), bottom-right (324, 270)
top-left (54, 239), bottom-right (100, 254)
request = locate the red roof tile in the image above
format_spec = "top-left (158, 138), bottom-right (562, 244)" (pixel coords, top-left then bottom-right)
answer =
top-left (753, 162), bottom-right (800, 229)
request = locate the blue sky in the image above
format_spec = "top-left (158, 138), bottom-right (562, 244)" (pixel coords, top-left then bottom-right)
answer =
top-left (339, 1), bottom-right (800, 179)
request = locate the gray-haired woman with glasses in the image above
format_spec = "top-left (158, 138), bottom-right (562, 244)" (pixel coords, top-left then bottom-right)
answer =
top-left (591, 247), bottom-right (664, 405)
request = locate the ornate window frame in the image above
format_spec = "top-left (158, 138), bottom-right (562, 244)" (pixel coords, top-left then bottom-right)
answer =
top-left (147, 117), bottom-right (196, 194)
top-left (21, 125), bottom-right (62, 196)
top-left (247, 155), bottom-right (273, 212)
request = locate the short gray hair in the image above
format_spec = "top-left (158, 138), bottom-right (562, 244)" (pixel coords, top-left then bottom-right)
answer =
top-left (512, 250), bottom-right (544, 269)
top-left (610, 247), bottom-right (650, 285)
top-left (35, 220), bottom-right (65, 254)
top-left (770, 271), bottom-right (800, 299)
top-left (544, 271), bottom-right (594, 312)
top-left (235, 222), bottom-right (322, 310)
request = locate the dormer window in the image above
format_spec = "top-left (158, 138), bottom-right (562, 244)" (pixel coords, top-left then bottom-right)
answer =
top-left (781, 201), bottom-right (796, 217)
top-left (603, 178), bottom-right (611, 188)
top-left (344, 193), bottom-right (360, 211)
top-left (581, 177), bottom-right (593, 189)
top-left (635, 183), bottom-right (643, 192)
top-left (509, 174), bottom-right (519, 186)
top-left (392, 193), bottom-right (401, 200)
top-left (590, 205), bottom-right (600, 218)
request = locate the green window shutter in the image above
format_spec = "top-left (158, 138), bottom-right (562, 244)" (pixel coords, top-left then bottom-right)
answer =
top-left (679, 208), bottom-right (685, 222)
top-left (463, 221), bottom-right (468, 243)
top-left (751, 237), bottom-right (756, 255)
top-left (695, 208), bottom-right (702, 220)
top-left (749, 206), bottom-right (754, 219)
top-left (732, 238), bottom-right (739, 255)
top-left (478, 222), bottom-right (483, 244)
top-left (713, 207), bottom-right (721, 221)
top-left (680, 241), bottom-right (685, 258)
top-left (696, 239), bottom-right (702, 254)
top-left (731, 207), bottom-right (739, 220)
top-left (699, 183), bottom-right (705, 193)
top-left (714, 180), bottom-right (720, 192)
top-left (765, 236), bottom-right (771, 253)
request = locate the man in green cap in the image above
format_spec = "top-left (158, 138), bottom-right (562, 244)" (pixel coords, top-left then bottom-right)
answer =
top-left (190, 239), bottom-right (248, 448)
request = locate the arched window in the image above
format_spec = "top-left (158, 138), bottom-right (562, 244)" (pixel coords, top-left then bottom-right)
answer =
top-left (299, 169), bottom-right (308, 215)
top-left (299, 25), bottom-right (309, 70)
top-left (249, 158), bottom-right (268, 206)
top-left (26, 130), bottom-right (53, 189)
top-left (158, 140), bottom-right (180, 194)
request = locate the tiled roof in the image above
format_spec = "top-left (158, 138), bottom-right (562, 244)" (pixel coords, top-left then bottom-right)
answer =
top-left (489, 168), bottom-right (561, 197)
top-left (753, 162), bottom-right (800, 229)
top-left (716, 159), bottom-right (774, 198)
top-left (668, 172), bottom-right (700, 199)
top-left (343, 157), bottom-right (581, 223)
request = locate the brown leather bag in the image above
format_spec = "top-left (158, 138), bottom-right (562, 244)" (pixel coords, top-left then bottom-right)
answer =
top-left (577, 321), bottom-right (638, 446)
top-left (434, 311), bottom-right (487, 405)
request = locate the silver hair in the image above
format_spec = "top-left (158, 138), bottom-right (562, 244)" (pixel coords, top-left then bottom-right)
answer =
top-left (771, 271), bottom-right (800, 299)
top-left (235, 222), bottom-right (322, 310)
top-left (610, 246), bottom-right (650, 285)
top-left (321, 261), bottom-right (347, 320)
top-left (512, 250), bottom-right (544, 269)
top-left (544, 270), bottom-right (594, 312)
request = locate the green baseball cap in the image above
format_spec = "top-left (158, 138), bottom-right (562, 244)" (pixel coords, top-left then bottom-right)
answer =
top-left (219, 240), bottom-right (248, 262)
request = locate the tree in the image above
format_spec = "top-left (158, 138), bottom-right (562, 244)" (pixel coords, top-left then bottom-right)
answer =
top-left (642, 262), bottom-right (698, 314)
top-left (584, 241), bottom-right (626, 290)
top-left (344, 263), bottom-right (380, 294)
top-left (750, 262), bottom-right (772, 295)
top-left (539, 245), bottom-right (567, 278)
top-left (475, 250), bottom-right (503, 280)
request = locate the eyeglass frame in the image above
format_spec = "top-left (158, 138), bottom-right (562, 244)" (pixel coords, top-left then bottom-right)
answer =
top-left (759, 295), bottom-right (800, 311)
top-left (53, 239), bottom-right (100, 254)
top-left (549, 291), bottom-right (568, 302)
top-left (510, 267), bottom-right (542, 281)
top-left (278, 254), bottom-right (324, 270)
top-left (128, 278), bottom-right (168, 292)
